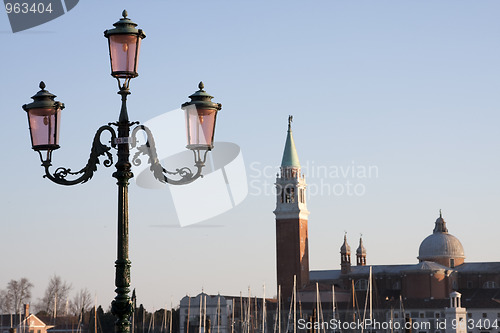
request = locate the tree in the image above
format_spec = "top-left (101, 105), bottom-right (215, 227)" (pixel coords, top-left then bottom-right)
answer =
top-left (38, 275), bottom-right (72, 316)
top-left (5, 278), bottom-right (33, 314)
top-left (70, 288), bottom-right (93, 315)
top-left (0, 289), bottom-right (11, 314)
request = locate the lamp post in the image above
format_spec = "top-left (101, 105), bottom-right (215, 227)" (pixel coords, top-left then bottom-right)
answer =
top-left (22, 10), bottom-right (222, 333)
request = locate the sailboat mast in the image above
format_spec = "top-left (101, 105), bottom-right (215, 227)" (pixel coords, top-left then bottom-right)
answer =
top-left (399, 295), bottom-right (405, 328)
top-left (199, 295), bottom-right (202, 333)
top-left (332, 285), bottom-right (335, 320)
top-left (143, 305), bottom-right (145, 333)
top-left (293, 275), bottom-right (296, 333)
top-left (187, 296), bottom-right (191, 333)
top-left (54, 292), bottom-right (58, 320)
top-left (278, 286), bottom-right (281, 333)
top-left (217, 295), bottom-right (221, 333)
top-left (254, 296), bottom-right (258, 333)
top-left (247, 288), bottom-right (251, 333)
top-left (152, 308), bottom-right (155, 333)
top-left (262, 285), bottom-right (266, 333)
top-left (316, 283), bottom-right (320, 333)
top-left (203, 296), bottom-right (207, 333)
top-left (131, 290), bottom-right (136, 333)
top-left (231, 298), bottom-right (235, 333)
top-left (390, 308), bottom-right (394, 333)
top-left (240, 292), bottom-right (243, 333)
top-left (369, 266), bottom-right (373, 321)
top-left (351, 280), bottom-right (356, 323)
top-left (94, 300), bottom-right (97, 333)
top-left (77, 308), bottom-right (83, 333)
top-left (164, 306), bottom-right (167, 333)
top-left (170, 302), bottom-right (173, 333)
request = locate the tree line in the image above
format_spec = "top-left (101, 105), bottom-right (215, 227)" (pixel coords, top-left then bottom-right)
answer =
top-left (0, 275), bottom-right (92, 316)
top-left (0, 276), bottom-right (179, 333)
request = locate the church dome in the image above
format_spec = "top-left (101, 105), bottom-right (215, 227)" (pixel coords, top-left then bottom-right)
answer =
top-left (418, 212), bottom-right (465, 264)
top-left (418, 233), bottom-right (465, 259)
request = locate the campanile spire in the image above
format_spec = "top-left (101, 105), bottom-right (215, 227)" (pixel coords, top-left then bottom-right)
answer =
top-left (274, 116), bottom-right (310, 300)
top-left (281, 115), bottom-right (300, 169)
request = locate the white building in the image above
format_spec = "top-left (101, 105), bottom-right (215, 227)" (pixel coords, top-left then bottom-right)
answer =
top-left (179, 293), bottom-right (233, 333)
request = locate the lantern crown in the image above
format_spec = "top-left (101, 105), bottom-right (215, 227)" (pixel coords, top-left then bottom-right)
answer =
top-left (23, 81), bottom-right (64, 111)
top-left (182, 82), bottom-right (222, 111)
top-left (104, 10), bottom-right (146, 39)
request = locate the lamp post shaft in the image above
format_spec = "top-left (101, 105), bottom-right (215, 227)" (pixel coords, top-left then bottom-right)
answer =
top-left (112, 87), bottom-right (134, 333)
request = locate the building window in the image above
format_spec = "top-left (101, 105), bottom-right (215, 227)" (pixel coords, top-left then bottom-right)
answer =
top-left (355, 279), bottom-right (368, 291)
top-left (483, 281), bottom-right (496, 289)
top-left (285, 186), bottom-right (295, 203)
top-left (450, 258), bottom-right (455, 268)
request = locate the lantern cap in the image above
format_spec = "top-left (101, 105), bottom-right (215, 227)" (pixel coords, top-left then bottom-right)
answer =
top-left (104, 10), bottom-right (146, 39)
top-left (23, 81), bottom-right (65, 111)
top-left (181, 82), bottom-right (222, 110)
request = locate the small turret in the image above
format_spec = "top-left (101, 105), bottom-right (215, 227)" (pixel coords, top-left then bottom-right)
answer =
top-left (340, 233), bottom-right (351, 274)
top-left (356, 236), bottom-right (367, 266)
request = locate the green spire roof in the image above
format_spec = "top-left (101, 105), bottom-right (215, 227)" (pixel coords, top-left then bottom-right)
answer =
top-left (281, 116), bottom-right (300, 168)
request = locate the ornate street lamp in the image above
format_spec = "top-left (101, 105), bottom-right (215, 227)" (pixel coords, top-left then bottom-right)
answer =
top-left (104, 10), bottom-right (145, 82)
top-left (22, 81), bottom-right (64, 162)
top-left (183, 81), bottom-right (222, 151)
top-left (22, 11), bottom-right (221, 333)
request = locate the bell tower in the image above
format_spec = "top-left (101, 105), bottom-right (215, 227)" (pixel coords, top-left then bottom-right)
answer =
top-left (274, 116), bottom-right (310, 300)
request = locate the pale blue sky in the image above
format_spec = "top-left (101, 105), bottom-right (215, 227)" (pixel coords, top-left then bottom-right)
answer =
top-left (1, 1), bottom-right (499, 311)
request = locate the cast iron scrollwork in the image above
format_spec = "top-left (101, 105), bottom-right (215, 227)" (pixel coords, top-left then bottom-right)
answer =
top-left (131, 125), bottom-right (207, 185)
top-left (42, 125), bottom-right (117, 185)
